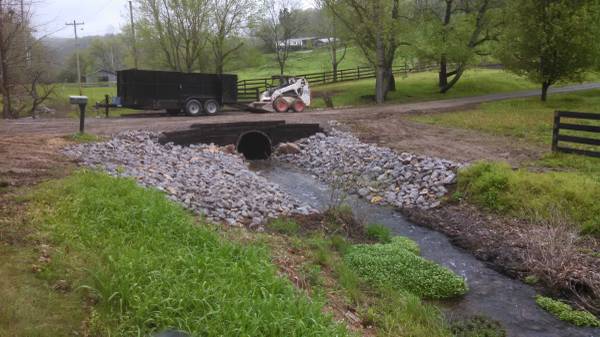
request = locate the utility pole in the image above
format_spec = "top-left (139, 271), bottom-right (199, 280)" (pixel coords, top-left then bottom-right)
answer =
top-left (129, 1), bottom-right (138, 68)
top-left (66, 20), bottom-right (84, 95)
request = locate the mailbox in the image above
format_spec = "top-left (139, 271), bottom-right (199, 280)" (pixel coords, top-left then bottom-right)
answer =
top-left (70, 95), bottom-right (89, 133)
top-left (69, 95), bottom-right (88, 105)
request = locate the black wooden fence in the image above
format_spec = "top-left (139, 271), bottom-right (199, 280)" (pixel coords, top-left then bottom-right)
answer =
top-left (236, 64), bottom-right (438, 102)
top-left (552, 111), bottom-right (600, 158)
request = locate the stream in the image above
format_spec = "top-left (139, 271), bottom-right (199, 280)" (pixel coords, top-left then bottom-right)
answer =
top-left (254, 161), bottom-right (600, 337)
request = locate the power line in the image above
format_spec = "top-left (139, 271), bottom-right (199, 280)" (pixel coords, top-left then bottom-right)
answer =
top-left (66, 20), bottom-right (85, 96)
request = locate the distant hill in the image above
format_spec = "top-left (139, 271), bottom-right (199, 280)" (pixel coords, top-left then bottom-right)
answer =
top-left (41, 35), bottom-right (102, 68)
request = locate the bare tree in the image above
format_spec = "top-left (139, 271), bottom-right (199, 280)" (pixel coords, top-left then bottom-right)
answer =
top-left (258, 0), bottom-right (303, 77)
top-left (0, 0), bottom-right (28, 118)
top-left (136, 0), bottom-right (210, 72)
top-left (209, 0), bottom-right (256, 74)
top-left (315, 0), bottom-right (347, 81)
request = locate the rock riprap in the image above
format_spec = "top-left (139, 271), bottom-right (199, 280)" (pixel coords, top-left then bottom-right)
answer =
top-left (64, 131), bottom-right (314, 226)
top-left (276, 126), bottom-right (461, 209)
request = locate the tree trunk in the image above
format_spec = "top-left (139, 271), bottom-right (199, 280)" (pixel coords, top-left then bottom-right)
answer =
top-left (541, 81), bottom-right (550, 102)
top-left (1, 58), bottom-right (12, 119)
top-left (439, 54), bottom-right (448, 90)
top-left (375, 39), bottom-right (386, 104)
top-left (331, 42), bottom-right (338, 82)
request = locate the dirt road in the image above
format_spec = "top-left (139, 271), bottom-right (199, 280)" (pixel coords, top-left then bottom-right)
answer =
top-left (3, 83), bottom-right (596, 166)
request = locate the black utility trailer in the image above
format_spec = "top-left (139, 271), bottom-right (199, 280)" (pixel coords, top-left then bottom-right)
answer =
top-left (117, 69), bottom-right (238, 116)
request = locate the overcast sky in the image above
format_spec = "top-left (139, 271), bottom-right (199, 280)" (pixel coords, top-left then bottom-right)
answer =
top-left (34, 0), bottom-right (314, 39)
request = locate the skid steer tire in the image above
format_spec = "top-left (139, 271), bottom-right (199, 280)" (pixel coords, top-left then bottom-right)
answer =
top-left (273, 97), bottom-right (290, 113)
top-left (292, 99), bottom-right (306, 113)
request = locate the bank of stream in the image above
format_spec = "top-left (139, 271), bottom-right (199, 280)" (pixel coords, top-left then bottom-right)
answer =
top-left (254, 161), bottom-right (600, 337)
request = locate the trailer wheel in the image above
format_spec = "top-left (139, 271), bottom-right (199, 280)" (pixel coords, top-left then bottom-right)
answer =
top-left (185, 99), bottom-right (203, 116)
top-left (291, 99), bottom-right (306, 113)
top-left (273, 97), bottom-right (289, 113)
top-left (204, 100), bottom-right (220, 115)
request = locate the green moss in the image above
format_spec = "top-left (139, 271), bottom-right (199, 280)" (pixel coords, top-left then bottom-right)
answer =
top-left (458, 162), bottom-right (600, 235)
top-left (365, 224), bottom-right (392, 243)
top-left (535, 296), bottom-right (600, 327)
top-left (344, 237), bottom-right (467, 299)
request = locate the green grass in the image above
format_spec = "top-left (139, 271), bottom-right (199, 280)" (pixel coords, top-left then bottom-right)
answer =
top-left (66, 132), bottom-right (103, 143)
top-left (458, 162), bottom-right (600, 235)
top-left (311, 69), bottom-right (537, 108)
top-left (411, 89), bottom-right (600, 145)
top-left (266, 217), bottom-right (300, 235)
top-left (0, 244), bottom-right (87, 337)
top-left (234, 47), bottom-right (371, 80)
top-left (365, 224), bottom-right (392, 243)
top-left (29, 170), bottom-right (346, 336)
top-left (535, 296), bottom-right (600, 327)
top-left (344, 237), bottom-right (467, 299)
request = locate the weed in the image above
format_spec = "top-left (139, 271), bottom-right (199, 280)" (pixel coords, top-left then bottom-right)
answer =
top-left (524, 275), bottom-right (540, 285)
top-left (267, 217), bottom-right (300, 235)
top-left (302, 264), bottom-right (323, 287)
top-left (449, 316), bottom-right (506, 337)
top-left (67, 132), bottom-right (102, 143)
top-left (458, 161), bottom-right (600, 235)
top-left (535, 296), bottom-right (600, 327)
top-left (344, 237), bottom-right (467, 299)
top-left (330, 235), bottom-right (351, 254)
top-left (365, 224), bottom-right (392, 243)
top-left (29, 171), bottom-right (346, 336)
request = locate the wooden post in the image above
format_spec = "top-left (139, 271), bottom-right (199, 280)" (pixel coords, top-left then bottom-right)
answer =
top-left (79, 104), bottom-right (86, 133)
top-left (105, 94), bottom-right (110, 118)
top-left (357, 66), bottom-right (361, 80)
top-left (552, 111), bottom-right (560, 152)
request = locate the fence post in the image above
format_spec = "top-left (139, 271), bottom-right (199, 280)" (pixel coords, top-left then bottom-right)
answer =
top-left (552, 111), bottom-right (560, 152)
top-left (357, 66), bottom-right (361, 80)
top-left (105, 94), bottom-right (110, 118)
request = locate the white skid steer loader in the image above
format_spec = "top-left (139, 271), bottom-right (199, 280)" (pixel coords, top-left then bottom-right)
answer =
top-left (248, 77), bottom-right (311, 113)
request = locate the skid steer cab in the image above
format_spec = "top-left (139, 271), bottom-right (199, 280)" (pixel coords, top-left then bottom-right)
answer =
top-left (249, 76), bottom-right (311, 113)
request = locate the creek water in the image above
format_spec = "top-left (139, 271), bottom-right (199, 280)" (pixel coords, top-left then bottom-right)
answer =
top-left (254, 162), bottom-right (600, 337)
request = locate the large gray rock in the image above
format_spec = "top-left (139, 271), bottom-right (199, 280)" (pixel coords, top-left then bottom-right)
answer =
top-left (276, 121), bottom-right (462, 210)
top-left (63, 131), bottom-right (315, 227)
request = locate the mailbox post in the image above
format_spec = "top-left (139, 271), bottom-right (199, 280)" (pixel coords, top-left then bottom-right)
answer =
top-left (70, 96), bottom-right (88, 133)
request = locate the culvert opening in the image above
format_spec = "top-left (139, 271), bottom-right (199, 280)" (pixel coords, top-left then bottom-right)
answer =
top-left (237, 131), bottom-right (272, 160)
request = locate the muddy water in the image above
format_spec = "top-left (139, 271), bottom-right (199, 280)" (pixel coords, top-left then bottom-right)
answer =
top-left (255, 162), bottom-right (600, 337)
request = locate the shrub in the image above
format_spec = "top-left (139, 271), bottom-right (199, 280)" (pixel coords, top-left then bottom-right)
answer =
top-left (31, 171), bottom-right (346, 336)
top-left (267, 218), bottom-right (300, 235)
top-left (366, 224), bottom-right (392, 243)
top-left (330, 234), bottom-right (351, 254)
top-left (458, 162), bottom-right (600, 235)
top-left (344, 237), bottom-right (467, 299)
top-left (535, 296), bottom-right (600, 327)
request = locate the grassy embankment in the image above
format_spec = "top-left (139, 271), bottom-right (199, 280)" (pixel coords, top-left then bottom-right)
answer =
top-left (410, 89), bottom-right (600, 234)
top-left (2, 170), bottom-right (491, 336)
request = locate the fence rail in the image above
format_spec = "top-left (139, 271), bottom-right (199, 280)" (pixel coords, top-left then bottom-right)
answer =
top-left (236, 63), bottom-right (439, 102)
top-left (552, 110), bottom-right (600, 158)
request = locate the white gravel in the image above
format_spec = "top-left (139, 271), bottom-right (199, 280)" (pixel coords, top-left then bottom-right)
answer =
top-left (63, 130), bottom-right (315, 227)
top-left (276, 122), bottom-right (462, 209)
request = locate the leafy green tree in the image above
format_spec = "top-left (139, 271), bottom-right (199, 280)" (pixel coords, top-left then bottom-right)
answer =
top-left (417, 0), bottom-right (503, 93)
top-left (324, 0), bottom-right (413, 103)
top-left (135, 0), bottom-right (211, 73)
top-left (498, 0), bottom-right (600, 101)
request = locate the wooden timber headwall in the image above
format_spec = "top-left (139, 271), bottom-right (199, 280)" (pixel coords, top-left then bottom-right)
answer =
top-left (159, 120), bottom-right (322, 147)
top-left (552, 111), bottom-right (600, 158)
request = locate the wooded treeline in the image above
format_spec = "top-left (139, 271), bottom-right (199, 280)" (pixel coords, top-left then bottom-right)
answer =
top-left (2, 0), bottom-right (600, 118)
